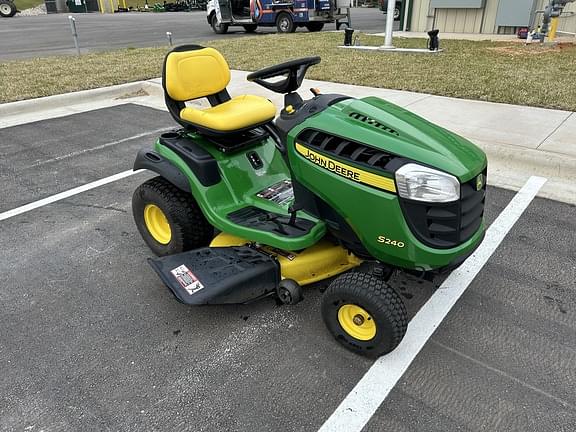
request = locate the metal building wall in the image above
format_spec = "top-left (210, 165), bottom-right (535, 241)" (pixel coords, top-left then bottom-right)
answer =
top-left (479, 0), bottom-right (500, 32)
top-left (558, 1), bottom-right (576, 33)
top-left (409, 0), bottom-right (434, 32)
top-left (409, 0), bottom-right (576, 34)
top-left (433, 7), bottom-right (484, 32)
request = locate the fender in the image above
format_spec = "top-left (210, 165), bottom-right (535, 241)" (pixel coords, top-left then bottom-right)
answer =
top-left (133, 148), bottom-right (191, 193)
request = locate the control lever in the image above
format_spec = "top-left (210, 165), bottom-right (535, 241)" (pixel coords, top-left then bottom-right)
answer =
top-left (288, 202), bottom-right (304, 227)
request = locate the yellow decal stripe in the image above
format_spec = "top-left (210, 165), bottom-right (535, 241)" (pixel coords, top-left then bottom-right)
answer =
top-left (295, 143), bottom-right (397, 193)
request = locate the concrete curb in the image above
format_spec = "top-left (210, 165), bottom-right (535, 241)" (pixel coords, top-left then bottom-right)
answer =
top-left (478, 140), bottom-right (576, 204)
top-left (0, 80), bottom-right (163, 118)
top-left (479, 141), bottom-right (576, 179)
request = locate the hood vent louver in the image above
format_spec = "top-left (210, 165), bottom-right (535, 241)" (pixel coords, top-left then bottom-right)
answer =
top-left (296, 129), bottom-right (393, 171)
top-left (348, 112), bottom-right (400, 137)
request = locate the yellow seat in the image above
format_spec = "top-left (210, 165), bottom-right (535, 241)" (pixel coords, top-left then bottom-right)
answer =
top-left (180, 95), bottom-right (276, 133)
top-left (163, 45), bottom-right (276, 134)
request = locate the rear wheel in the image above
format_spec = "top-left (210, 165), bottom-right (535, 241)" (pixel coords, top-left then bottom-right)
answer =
top-left (243, 24), bottom-right (257, 33)
top-left (0, 0), bottom-right (17, 17)
top-left (321, 272), bottom-right (408, 357)
top-left (132, 177), bottom-right (213, 256)
top-left (276, 12), bottom-right (295, 33)
top-left (211, 13), bottom-right (229, 34)
top-left (305, 22), bottom-right (324, 32)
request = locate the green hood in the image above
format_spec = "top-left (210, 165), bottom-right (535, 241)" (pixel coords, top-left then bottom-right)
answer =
top-left (300, 96), bottom-right (487, 183)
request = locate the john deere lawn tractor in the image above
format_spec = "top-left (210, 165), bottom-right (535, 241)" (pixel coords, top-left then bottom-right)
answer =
top-left (132, 45), bottom-right (487, 357)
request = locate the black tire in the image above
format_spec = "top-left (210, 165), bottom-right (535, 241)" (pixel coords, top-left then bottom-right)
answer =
top-left (243, 24), bottom-right (257, 33)
top-left (305, 22), bottom-right (324, 32)
top-left (132, 176), bottom-right (213, 257)
top-left (321, 272), bottom-right (407, 358)
top-left (276, 279), bottom-right (303, 305)
top-left (394, 6), bottom-right (401, 20)
top-left (211, 13), bottom-right (229, 34)
top-left (336, 22), bottom-right (349, 30)
top-left (0, 0), bottom-right (17, 17)
top-left (276, 12), bottom-right (295, 33)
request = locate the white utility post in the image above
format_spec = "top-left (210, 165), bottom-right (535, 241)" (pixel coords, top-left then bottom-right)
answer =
top-left (382, 0), bottom-right (395, 49)
top-left (403, 0), bottom-right (411, 31)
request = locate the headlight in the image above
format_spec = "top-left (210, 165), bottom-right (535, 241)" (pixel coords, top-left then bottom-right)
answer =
top-left (395, 163), bottom-right (460, 203)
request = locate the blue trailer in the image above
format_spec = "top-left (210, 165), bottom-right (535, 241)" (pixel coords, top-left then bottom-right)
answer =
top-left (207, 0), bottom-right (350, 34)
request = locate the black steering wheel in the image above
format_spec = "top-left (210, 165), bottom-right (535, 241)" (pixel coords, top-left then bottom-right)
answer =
top-left (247, 57), bottom-right (321, 94)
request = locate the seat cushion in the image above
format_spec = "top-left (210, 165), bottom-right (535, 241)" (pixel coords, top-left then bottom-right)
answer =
top-left (180, 95), bottom-right (276, 133)
top-left (165, 47), bottom-right (231, 102)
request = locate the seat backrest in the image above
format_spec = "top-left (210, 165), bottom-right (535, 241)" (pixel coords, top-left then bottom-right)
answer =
top-left (163, 45), bottom-right (231, 102)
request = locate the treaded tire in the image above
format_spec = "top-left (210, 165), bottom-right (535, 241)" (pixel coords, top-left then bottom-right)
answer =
top-left (276, 12), bottom-right (295, 33)
top-left (132, 176), bottom-right (213, 256)
top-left (321, 272), bottom-right (408, 358)
top-left (211, 13), bottom-right (229, 34)
top-left (0, 0), bottom-right (17, 17)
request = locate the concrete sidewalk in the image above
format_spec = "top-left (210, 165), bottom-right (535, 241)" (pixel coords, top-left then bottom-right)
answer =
top-left (371, 31), bottom-right (519, 41)
top-left (2, 72), bottom-right (575, 203)
top-left (370, 32), bottom-right (576, 43)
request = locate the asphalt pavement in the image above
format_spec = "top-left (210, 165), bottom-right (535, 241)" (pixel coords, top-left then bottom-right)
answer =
top-left (0, 8), bottom-right (394, 60)
top-left (1, 101), bottom-right (575, 431)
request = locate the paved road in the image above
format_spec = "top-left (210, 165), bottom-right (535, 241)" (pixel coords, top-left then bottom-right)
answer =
top-left (1, 102), bottom-right (575, 431)
top-left (0, 8), bottom-right (394, 60)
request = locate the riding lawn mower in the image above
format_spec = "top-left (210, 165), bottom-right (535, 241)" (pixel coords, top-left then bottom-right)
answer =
top-left (132, 45), bottom-right (487, 357)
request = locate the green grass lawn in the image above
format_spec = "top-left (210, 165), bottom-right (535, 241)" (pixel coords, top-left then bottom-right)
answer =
top-left (2, 32), bottom-right (575, 111)
top-left (14, 0), bottom-right (44, 10)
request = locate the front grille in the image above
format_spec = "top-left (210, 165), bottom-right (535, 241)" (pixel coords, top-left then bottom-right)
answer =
top-left (399, 173), bottom-right (486, 249)
top-left (296, 129), bottom-right (393, 171)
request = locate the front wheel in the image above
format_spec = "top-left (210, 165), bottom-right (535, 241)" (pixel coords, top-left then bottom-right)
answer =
top-left (211, 13), bottom-right (229, 34)
top-left (0, 0), bottom-right (17, 17)
top-left (132, 177), bottom-right (213, 256)
top-left (321, 272), bottom-right (408, 357)
top-left (276, 12), bottom-right (295, 33)
top-left (305, 22), bottom-right (324, 32)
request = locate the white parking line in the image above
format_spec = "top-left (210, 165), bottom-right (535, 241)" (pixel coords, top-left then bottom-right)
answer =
top-left (318, 175), bottom-right (548, 432)
top-left (27, 128), bottom-right (172, 169)
top-left (0, 170), bottom-right (144, 222)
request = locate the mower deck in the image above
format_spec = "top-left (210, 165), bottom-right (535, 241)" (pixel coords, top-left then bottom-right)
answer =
top-left (148, 246), bottom-right (280, 305)
top-left (149, 235), bottom-right (364, 305)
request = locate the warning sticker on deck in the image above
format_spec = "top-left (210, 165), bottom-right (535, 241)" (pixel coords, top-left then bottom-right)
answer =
top-left (257, 180), bottom-right (294, 207)
top-left (170, 264), bottom-right (204, 295)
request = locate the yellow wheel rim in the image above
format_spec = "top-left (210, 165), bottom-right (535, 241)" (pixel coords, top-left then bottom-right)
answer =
top-left (337, 304), bottom-right (376, 341)
top-left (143, 204), bottom-right (172, 245)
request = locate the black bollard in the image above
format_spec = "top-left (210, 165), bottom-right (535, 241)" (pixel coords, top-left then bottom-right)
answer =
top-left (344, 28), bottom-right (355, 46)
top-left (427, 29), bottom-right (440, 51)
